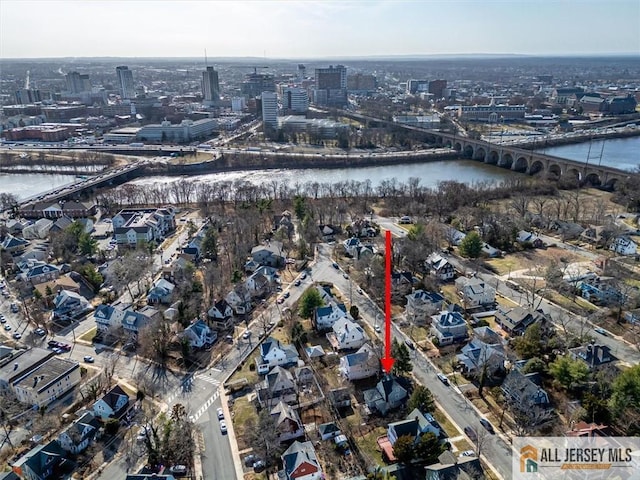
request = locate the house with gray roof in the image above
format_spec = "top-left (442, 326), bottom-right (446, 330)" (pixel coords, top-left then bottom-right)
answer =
top-left (569, 343), bottom-right (615, 370)
top-left (57, 411), bottom-right (100, 454)
top-left (456, 326), bottom-right (506, 376)
top-left (207, 299), bottom-right (234, 331)
top-left (425, 450), bottom-right (483, 480)
top-left (271, 401), bottom-right (304, 443)
top-left (495, 306), bottom-right (549, 336)
top-left (12, 440), bottom-right (72, 480)
top-left (146, 278), bottom-right (175, 304)
top-left (363, 375), bottom-right (408, 415)
top-left (182, 319), bottom-right (217, 348)
top-left (430, 309), bottom-right (468, 346)
top-left (455, 276), bottom-right (496, 308)
top-left (259, 337), bottom-right (299, 369)
top-left (52, 289), bottom-right (92, 322)
top-left (501, 369), bottom-right (550, 413)
top-left (405, 290), bottom-right (445, 323)
top-left (426, 253), bottom-right (456, 281)
top-left (251, 240), bottom-right (285, 268)
top-left (339, 343), bottom-right (379, 381)
top-left (387, 408), bottom-right (444, 446)
top-left (327, 317), bottom-right (368, 351)
top-left (93, 384), bottom-right (129, 420)
top-left (257, 366), bottom-right (297, 408)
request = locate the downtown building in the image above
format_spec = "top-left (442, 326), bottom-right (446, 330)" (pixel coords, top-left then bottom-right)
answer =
top-left (66, 71), bottom-right (91, 94)
top-left (261, 91), bottom-right (278, 130)
top-left (313, 64), bottom-right (347, 107)
top-left (116, 66), bottom-right (135, 99)
top-left (279, 86), bottom-right (309, 114)
top-left (202, 66), bottom-right (220, 105)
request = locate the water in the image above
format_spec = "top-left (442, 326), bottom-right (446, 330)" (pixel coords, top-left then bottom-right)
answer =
top-left (129, 159), bottom-right (516, 190)
top-left (0, 173), bottom-right (78, 200)
top-left (541, 136), bottom-right (640, 172)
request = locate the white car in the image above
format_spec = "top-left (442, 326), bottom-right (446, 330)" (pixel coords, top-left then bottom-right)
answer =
top-left (217, 408), bottom-right (224, 420)
top-left (219, 420), bottom-right (227, 434)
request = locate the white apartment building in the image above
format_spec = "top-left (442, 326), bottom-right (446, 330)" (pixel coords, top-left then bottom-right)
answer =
top-left (262, 91), bottom-right (278, 129)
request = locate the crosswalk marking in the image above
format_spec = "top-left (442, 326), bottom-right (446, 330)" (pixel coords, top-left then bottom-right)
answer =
top-left (188, 391), bottom-right (220, 423)
top-left (194, 374), bottom-right (221, 386)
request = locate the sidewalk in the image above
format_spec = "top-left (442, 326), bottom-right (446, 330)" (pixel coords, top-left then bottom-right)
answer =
top-left (220, 384), bottom-right (245, 480)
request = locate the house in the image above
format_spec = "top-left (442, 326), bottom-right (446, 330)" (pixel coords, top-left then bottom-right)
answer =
top-left (0, 348), bottom-right (55, 393)
top-left (425, 253), bottom-right (456, 281)
top-left (34, 275), bottom-right (80, 297)
top-left (501, 369), bottom-right (550, 411)
top-left (12, 357), bottom-right (81, 408)
top-left (22, 219), bottom-right (53, 240)
top-left (343, 237), bottom-right (361, 257)
top-left (304, 345), bottom-right (325, 360)
top-left (405, 290), bottom-right (445, 324)
top-left (92, 385), bottom-right (130, 420)
top-left (182, 319), bottom-right (217, 348)
top-left (569, 344), bottom-right (615, 370)
top-left (313, 303), bottom-right (348, 331)
top-left (257, 366), bottom-right (297, 408)
top-left (387, 408), bottom-right (443, 446)
top-left (455, 277), bottom-right (496, 308)
top-left (339, 343), bottom-right (380, 381)
top-left (517, 230), bottom-right (545, 249)
top-left (18, 261), bottom-right (60, 285)
top-left (225, 284), bottom-right (252, 315)
top-left (549, 220), bottom-right (584, 240)
top-left (392, 271), bottom-right (415, 295)
top-left (1, 234), bottom-right (30, 254)
top-left (245, 269), bottom-right (272, 298)
top-left (566, 421), bottom-right (609, 438)
top-left (318, 422), bottom-right (341, 441)
top-left (348, 218), bottom-right (378, 238)
top-left (425, 451), bottom-right (483, 480)
top-left (327, 317), bottom-right (368, 351)
top-left (207, 299), bottom-right (234, 331)
top-left (329, 387), bottom-right (352, 409)
top-left (430, 309), bottom-right (468, 346)
top-left (11, 440), bottom-right (72, 480)
top-left (444, 227), bottom-right (466, 246)
top-left (363, 375), bottom-right (408, 415)
top-left (609, 236), bottom-right (637, 255)
top-left (271, 401), bottom-right (304, 443)
top-left (94, 303), bottom-right (157, 339)
top-left (57, 411), bottom-right (100, 454)
top-left (48, 216), bottom-right (74, 234)
top-left (19, 200), bottom-right (95, 219)
top-left (251, 241), bottom-right (285, 268)
top-left (147, 278), bottom-right (175, 304)
top-left (274, 211), bottom-right (295, 237)
top-left (577, 276), bottom-right (625, 306)
top-left (51, 290), bottom-right (92, 322)
top-left (318, 224), bottom-right (340, 241)
top-left (112, 207), bottom-right (175, 246)
top-left (281, 441), bottom-right (322, 480)
top-left (259, 337), bottom-right (300, 369)
top-left (481, 242), bottom-right (501, 258)
top-left (494, 306), bottom-right (549, 336)
top-left (456, 327), bottom-right (506, 376)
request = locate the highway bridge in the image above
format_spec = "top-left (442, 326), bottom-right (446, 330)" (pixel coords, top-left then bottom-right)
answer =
top-left (17, 160), bottom-right (146, 208)
top-left (339, 111), bottom-right (635, 188)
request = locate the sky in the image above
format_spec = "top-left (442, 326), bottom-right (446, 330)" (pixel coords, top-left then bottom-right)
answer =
top-left (1, 0), bottom-right (638, 59)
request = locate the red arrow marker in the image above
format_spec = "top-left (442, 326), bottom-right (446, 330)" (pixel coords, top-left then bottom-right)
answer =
top-left (381, 229), bottom-right (395, 374)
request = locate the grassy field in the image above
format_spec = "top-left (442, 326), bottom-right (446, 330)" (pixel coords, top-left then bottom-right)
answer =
top-left (231, 395), bottom-right (256, 450)
top-left (78, 326), bottom-right (97, 343)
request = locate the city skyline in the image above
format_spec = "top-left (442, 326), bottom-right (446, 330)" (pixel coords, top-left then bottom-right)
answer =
top-left (1, 0), bottom-right (638, 59)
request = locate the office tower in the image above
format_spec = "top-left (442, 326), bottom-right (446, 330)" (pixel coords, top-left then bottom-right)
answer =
top-left (314, 65), bottom-right (347, 107)
top-left (66, 71), bottom-right (91, 94)
top-left (241, 71), bottom-right (275, 98)
top-left (261, 91), bottom-right (278, 129)
top-left (15, 88), bottom-right (41, 104)
top-left (202, 66), bottom-right (220, 103)
top-left (428, 79), bottom-right (447, 99)
top-left (297, 64), bottom-right (306, 82)
top-left (407, 79), bottom-right (429, 94)
top-left (116, 66), bottom-right (135, 99)
top-left (281, 87), bottom-right (309, 114)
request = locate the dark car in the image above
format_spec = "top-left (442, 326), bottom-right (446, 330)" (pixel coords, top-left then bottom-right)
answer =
top-left (404, 339), bottom-right (415, 350)
top-left (479, 418), bottom-right (495, 433)
top-left (332, 262), bottom-right (339, 269)
top-left (464, 426), bottom-right (478, 442)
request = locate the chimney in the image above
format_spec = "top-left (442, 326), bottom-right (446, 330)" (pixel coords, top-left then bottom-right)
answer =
top-left (33, 376), bottom-right (39, 387)
top-left (14, 363), bottom-right (18, 371)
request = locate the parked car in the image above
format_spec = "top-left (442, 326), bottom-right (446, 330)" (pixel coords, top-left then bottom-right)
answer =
top-left (169, 465), bottom-right (187, 476)
top-left (13, 332), bottom-right (21, 340)
top-left (479, 418), bottom-right (494, 433)
top-left (300, 273), bottom-right (307, 280)
top-left (219, 420), bottom-right (227, 434)
top-left (464, 426), bottom-right (478, 442)
top-left (34, 328), bottom-right (46, 336)
top-left (294, 279), bottom-right (301, 286)
top-left (437, 373), bottom-right (450, 386)
top-left (217, 408), bottom-right (224, 420)
top-left (4, 324), bottom-right (11, 331)
top-left (332, 262), bottom-right (339, 269)
top-left (404, 339), bottom-right (415, 350)
top-left (594, 327), bottom-right (608, 336)
top-left (461, 450), bottom-right (476, 457)
top-left (10, 303), bottom-right (19, 313)
top-left (242, 331), bottom-right (251, 339)
top-left (243, 454), bottom-right (257, 467)
top-left (83, 355), bottom-right (95, 363)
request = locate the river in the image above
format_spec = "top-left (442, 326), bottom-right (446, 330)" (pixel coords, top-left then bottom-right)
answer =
top-left (2, 136), bottom-right (638, 201)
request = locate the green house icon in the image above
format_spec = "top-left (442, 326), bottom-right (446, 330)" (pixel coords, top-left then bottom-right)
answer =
top-left (525, 459), bottom-right (538, 473)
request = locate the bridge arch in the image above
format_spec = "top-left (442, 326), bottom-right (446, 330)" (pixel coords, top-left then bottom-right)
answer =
top-left (548, 164), bottom-right (561, 179)
top-left (499, 153), bottom-right (513, 169)
top-left (585, 172), bottom-right (602, 186)
top-left (463, 145), bottom-right (473, 158)
top-left (513, 156), bottom-right (528, 173)
top-left (566, 168), bottom-right (581, 181)
top-left (486, 150), bottom-right (499, 165)
top-left (454, 142), bottom-right (463, 152)
top-left (529, 160), bottom-right (544, 175)
top-left (473, 147), bottom-right (487, 161)
top-left (604, 177), bottom-right (619, 190)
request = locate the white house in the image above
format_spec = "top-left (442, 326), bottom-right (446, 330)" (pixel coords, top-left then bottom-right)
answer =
top-left (146, 278), bottom-right (175, 304)
top-left (259, 337), bottom-right (299, 369)
top-left (455, 276), bottom-right (496, 308)
top-left (425, 253), bottom-right (456, 281)
top-left (52, 290), bottom-right (93, 321)
top-left (327, 317), bottom-right (368, 351)
top-left (610, 236), bottom-right (637, 255)
top-left (12, 357), bottom-right (81, 408)
top-left (207, 299), bottom-right (234, 331)
top-left (226, 284), bottom-right (252, 315)
top-left (92, 385), bottom-right (129, 420)
top-left (182, 319), bottom-right (217, 348)
top-left (313, 303), bottom-right (348, 331)
top-left (430, 309), bottom-right (468, 346)
top-left (57, 411), bottom-right (100, 454)
top-left (339, 344), bottom-right (379, 381)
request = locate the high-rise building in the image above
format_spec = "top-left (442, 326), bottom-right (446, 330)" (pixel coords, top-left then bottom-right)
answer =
top-left (281, 87), bottom-right (309, 114)
top-left (241, 72), bottom-right (275, 98)
top-left (15, 88), bottom-right (41, 104)
top-left (297, 64), bottom-right (306, 82)
top-left (66, 71), bottom-right (91, 94)
top-left (116, 66), bottom-right (135, 99)
top-left (347, 73), bottom-right (377, 93)
top-left (314, 65), bottom-right (347, 107)
top-left (407, 79), bottom-right (429, 94)
top-left (261, 91), bottom-right (278, 129)
top-left (201, 66), bottom-right (220, 104)
top-left (428, 79), bottom-right (447, 99)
